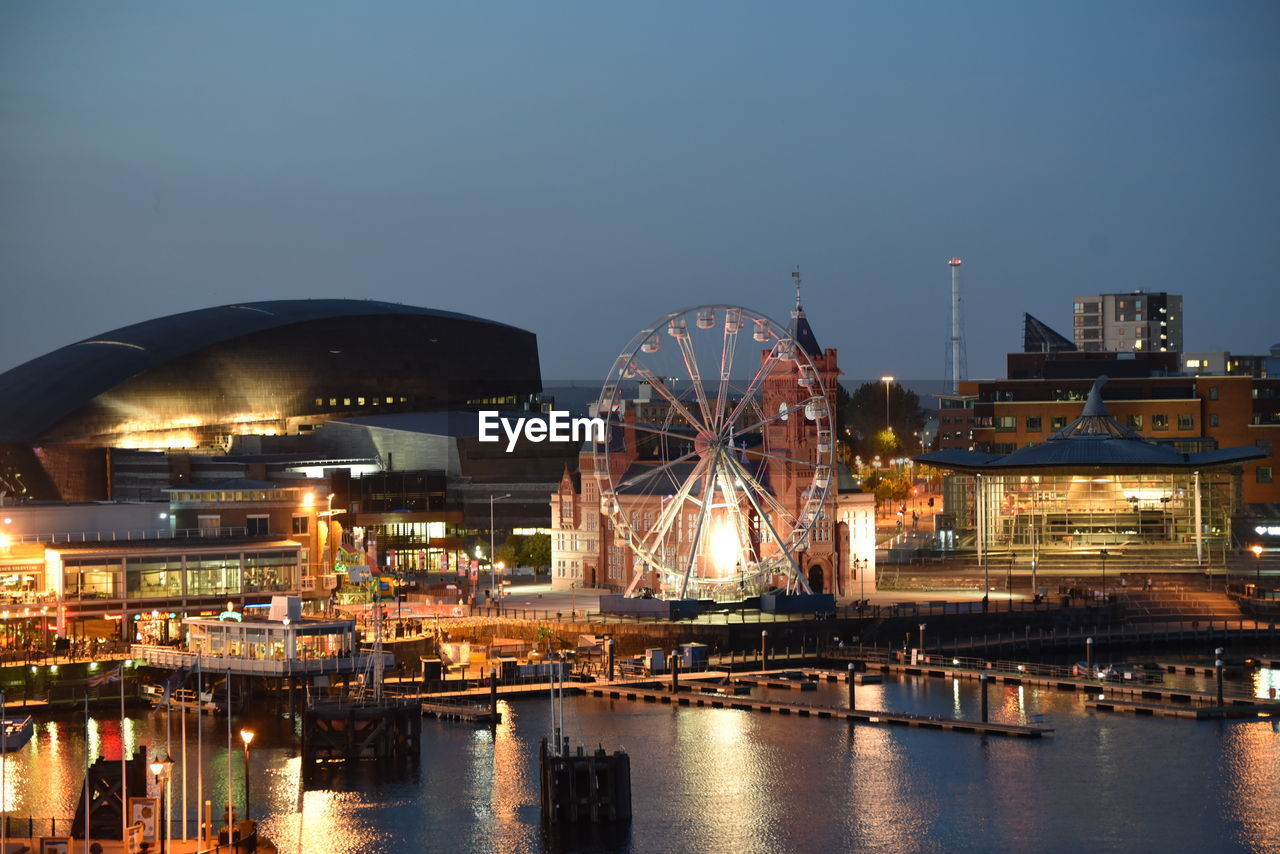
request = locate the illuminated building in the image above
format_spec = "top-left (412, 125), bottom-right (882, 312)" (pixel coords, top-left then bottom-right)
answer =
top-left (917, 377), bottom-right (1265, 571)
top-left (0, 299), bottom-right (541, 501)
top-left (1072, 291), bottom-right (1183, 352)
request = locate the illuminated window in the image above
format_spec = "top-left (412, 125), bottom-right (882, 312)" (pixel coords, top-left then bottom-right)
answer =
top-left (1186, 360), bottom-right (1201, 369)
top-left (386, 397), bottom-right (394, 404)
top-left (995, 416), bottom-right (1016, 432)
top-left (343, 398), bottom-right (351, 406)
top-left (1126, 414), bottom-right (1143, 429)
top-left (1051, 416), bottom-right (1067, 430)
top-left (314, 397), bottom-right (324, 407)
top-left (329, 398), bottom-right (337, 407)
top-left (1152, 414), bottom-right (1169, 431)
top-left (357, 397), bottom-right (366, 406)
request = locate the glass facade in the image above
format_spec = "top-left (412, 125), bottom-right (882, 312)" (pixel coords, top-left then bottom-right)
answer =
top-left (943, 470), bottom-right (1238, 563)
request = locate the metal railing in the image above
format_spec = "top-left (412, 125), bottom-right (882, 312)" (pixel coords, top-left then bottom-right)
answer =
top-left (130, 644), bottom-right (393, 676)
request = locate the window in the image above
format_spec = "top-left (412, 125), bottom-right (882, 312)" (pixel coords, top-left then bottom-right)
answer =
top-left (1209, 414), bottom-right (1220, 428)
top-left (1208, 387), bottom-right (1219, 401)
top-left (1126, 415), bottom-right (1143, 430)
top-left (1259, 467), bottom-right (1274, 484)
top-left (1258, 440), bottom-right (1274, 456)
top-left (247, 515), bottom-right (270, 536)
top-left (1051, 416), bottom-right (1067, 430)
top-left (996, 416), bottom-right (1016, 433)
top-left (291, 516), bottom-right (309, 535)
top-left (197, 515), bottom-right (221, 534)
top-left (126, 555), bottom-right (181, 599)
top-left (1152, 414), bottom-right (1169, 431)
top-left (1025, 416), bottom-right (1042, 432)
top-left (185, 553), bottom-right (241, 596)
top-left (1176, 414), bottom-right (1193, 430)
top-left (1186, 360), bottom-right (1201, 369)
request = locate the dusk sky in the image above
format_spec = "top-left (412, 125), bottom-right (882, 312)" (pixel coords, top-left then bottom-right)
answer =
top-left (2, 1), bottom-right (1276, 385)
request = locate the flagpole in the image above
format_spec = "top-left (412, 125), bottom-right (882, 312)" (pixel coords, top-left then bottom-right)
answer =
top-left (121, 664), bottom-right (128, 845)
top-left (181, 678), bottom-right (187, 841)
top-left (197, 656), bottom-right (204, 845)
top-left (84, 692), bottom-right (91, 849)
top-left (226, 668), bottom-right (232, 832)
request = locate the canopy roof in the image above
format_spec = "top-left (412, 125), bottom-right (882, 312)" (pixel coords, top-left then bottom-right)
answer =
top-left (915, 376), bottom-right (1266, 472)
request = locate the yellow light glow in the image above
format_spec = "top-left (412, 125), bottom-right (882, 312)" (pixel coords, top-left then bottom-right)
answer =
top-left (708, 516), bottom-right (741, 577)
top-left (302, 492), bottom-right (315, 508)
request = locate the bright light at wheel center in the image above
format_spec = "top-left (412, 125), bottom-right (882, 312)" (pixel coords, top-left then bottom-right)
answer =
top-left (709, 516), bottom-right (741, 576)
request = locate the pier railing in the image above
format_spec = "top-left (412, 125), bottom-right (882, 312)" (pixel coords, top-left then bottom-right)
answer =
top-left (130, 644), bottom-right (394, 676)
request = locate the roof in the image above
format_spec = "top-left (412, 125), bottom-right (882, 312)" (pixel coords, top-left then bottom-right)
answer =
top-left (915, 376), bottom-right (1267, 472)
top-left (1023, 313), bottom-right (1077, 353)
top-left (0, 299), bottom-right (528, 442)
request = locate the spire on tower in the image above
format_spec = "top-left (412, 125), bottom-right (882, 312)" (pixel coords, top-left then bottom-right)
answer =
top-left (788, 267), bottom-right (821, 356)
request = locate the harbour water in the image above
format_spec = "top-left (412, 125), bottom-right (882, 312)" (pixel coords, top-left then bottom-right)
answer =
top-left (3, 673), bottom-right (1280, 853)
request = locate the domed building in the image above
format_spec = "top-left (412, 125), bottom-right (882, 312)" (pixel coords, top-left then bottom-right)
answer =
top-left (0, 299), bottom-right (542, 500)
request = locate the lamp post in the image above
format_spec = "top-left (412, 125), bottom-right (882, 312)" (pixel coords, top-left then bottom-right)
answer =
top-left (149, 755), bottom-right (174, 854)
top-left (489, 493), bottom-right (511, 612)
top-left (1007, 555), bottom-right (1015, 612)
top-left (1252, 544), bottom-right (1264, 593)
top-left (918, 622), bottom-right (926, 657)
top-left (239, 729), bottom-right (255, 821)
top-left (880, 377), bottom-right (894, 432)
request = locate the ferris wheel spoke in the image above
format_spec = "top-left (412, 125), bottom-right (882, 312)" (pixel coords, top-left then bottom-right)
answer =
top-left (714, 448), bottom-right (760, 570)
top-left (674, 334), bottom-right (714, 432)
top-left (747, 448), bottom-right (823, 468)
top-left (639, 455), bottom-right (709, 556)
top-left (732, 400), bottom-right (808, 438)
top-left (678, 456), bottom-right (718, 600)
top-left (723, 450), bottom-right (800, 528)
top-left (609, 446), bottom-right (702, 495)
top-left (714, 314), bottom-right (740, 429)
top-left (720, 452), bottom-right (810, 593)
top-left (722, 343), bottom-right (785, 431)
top-left (630, 363), bottom-right (708, 433)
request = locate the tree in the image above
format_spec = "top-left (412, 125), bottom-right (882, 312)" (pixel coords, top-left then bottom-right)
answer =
top-left (517, 533), bottom-right (551, 568)
top-left (838, 381), bottom-right (928, 459)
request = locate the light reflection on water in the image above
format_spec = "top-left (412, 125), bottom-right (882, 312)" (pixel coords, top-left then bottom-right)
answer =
top-left (2, 675), bottom-right (1279, 853)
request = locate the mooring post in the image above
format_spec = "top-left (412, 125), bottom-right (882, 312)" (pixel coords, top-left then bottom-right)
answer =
top-left (490, 668), bottom-right (498, 717)
top-left (606, 637), bottom-right (615, 681)
top-left (1215, 647), bottom-right (1224, 706)
top-left (980, 673), bottom-right (989, 723)
top-left (1086, 637), bottom-right (1093, 672)
top-left (670, 652), bottom-right (679, 693)
top-left (847, 663), bottom-right (856, 710)
top-left (761, 630), bottom-right (768, 670)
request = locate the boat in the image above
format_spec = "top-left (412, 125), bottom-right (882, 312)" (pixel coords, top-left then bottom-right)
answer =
top-left (0, 715), bottom-right (34, 752)
top-left (141, 684), bottom-right (223, 714)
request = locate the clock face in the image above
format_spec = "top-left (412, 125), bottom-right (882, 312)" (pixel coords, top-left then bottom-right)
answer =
top-left (778, 400), bottom-right (789, 421)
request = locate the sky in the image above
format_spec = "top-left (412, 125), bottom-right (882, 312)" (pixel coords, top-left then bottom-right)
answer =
top-left (2, 1), bottom-right (1277, 386)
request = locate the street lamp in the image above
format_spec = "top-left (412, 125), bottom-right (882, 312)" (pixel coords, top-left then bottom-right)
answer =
top-left (1252, 544), bottom-right (1264, 593)
top-left (149, 755), bottom-right (174, 854)
top-left (489, 493), bottom-right (512, 612)
top-left (918, 622), bottom-right (926, 656)
top-left (880, 377), bottom-right (894, 432)
top-left (239, 729), bottom-right (255, 821)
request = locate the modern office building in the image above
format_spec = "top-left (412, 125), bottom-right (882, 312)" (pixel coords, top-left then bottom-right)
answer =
top-left (1071, 291), bottom-right (1183, 353)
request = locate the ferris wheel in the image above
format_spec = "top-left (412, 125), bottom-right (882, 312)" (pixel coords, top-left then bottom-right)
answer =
top-left (592, 305), bottom-right (834, 601)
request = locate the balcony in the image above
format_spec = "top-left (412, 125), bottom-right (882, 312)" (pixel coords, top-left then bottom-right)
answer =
top-left (131, 644), bottom-right (393, 677)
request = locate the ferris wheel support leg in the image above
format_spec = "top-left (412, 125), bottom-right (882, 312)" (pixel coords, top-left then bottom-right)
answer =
top-left (722, 453), bottom-right (814, 596)
top-left (678, 460), bottom-right (717, 600)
